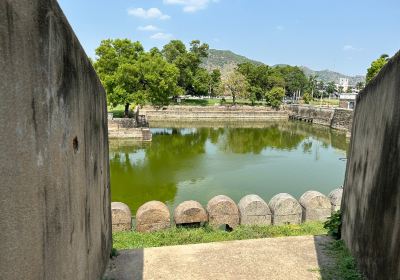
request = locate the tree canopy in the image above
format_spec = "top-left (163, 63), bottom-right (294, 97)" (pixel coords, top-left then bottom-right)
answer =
top-left (366, 54), bottom-right (389, 83)
top-left (94, 39), bottom-right (221, 113)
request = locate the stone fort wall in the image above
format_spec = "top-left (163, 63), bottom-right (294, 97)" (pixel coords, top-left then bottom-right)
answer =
top-left (342, 50), bottom-right (400, 279)
top-left (287, 105), bottom-right (353, 132)
top-left (0, 1), bottom-right (111, 279)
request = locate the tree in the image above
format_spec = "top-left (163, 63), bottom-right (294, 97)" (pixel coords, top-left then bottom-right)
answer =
top-left (94, 39), bottom-right (144, 116)
top-left (366, 54), bottom-right (389, 83)
top-left (326, 82), bottom-right (336, 95)
top-left (274, 66), bottom-right (308, 99)
top-left (303, 91), bottom-right (312, 104)
top-left (209, 69), bottom-right (222, 96)
top-left (356, 81), bottom-right (365, 91)
top-left (346, 86), bottom-right (353, 93)
top-left (94, 39), bottom-right (182, 112)
top-left (265, 87), bottom-right (285, 108)
top-left (161, 40), bottom-right (210, 95)
top-left (223, 71), bottom-right (249, 104)
top-left (135, 53), bottom-right (182, 107)
top-left (308, 75), bottom-right (318, 99)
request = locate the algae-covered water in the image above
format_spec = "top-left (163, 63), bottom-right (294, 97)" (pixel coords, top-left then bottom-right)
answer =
top-left (109, 121), bottom-right (348, 214)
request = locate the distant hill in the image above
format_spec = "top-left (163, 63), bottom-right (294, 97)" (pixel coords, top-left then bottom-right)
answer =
top-left (201, 49), bottom-right (263, 79)
top-left (202, 49), bottom-right (365, 85)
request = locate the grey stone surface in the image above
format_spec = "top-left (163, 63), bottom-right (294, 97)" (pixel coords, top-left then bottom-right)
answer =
top-left (299, 191), bottom-right (331, 222)
top-left (0, 1), bottom-right (111, 279)
top-left (112, 202), bottom-right (132, 232)
top-left (238, 195), bottom-right (271, 225)
top-left (268, 193), bottom-right (302, 225)
top-left (104, 236), bottom-right (334, 280)
top-left (342, 50), bottom-right (400, 279)
top-left (136, 201), bottom-right (171, 232)
top-left (207, 195), bottom-right (240, 229)
top-left (287, 105), bottom-right (353, 132)
top-left (328, 188), bottom-right (343, 213)
top-left (174, 200), bottom-right (208, 225)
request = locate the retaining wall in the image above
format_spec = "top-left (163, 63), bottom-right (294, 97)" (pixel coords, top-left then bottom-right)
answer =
top-left (287, 105), bottom-right (353, 132)
top-left (108, 118), bottom-right (152, 141)
top-left (0, 1), bottom-right (111, 279)
top-left (342, 50), bottom-right (400, 279)
top-left (142, 106), bottom-right (288, 121)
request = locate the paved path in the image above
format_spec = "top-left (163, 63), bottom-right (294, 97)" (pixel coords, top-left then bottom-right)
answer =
top-left (104, 235), bottom-right (334, 280)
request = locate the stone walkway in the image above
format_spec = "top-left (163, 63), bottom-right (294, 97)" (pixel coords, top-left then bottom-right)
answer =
top-left (104, 235), bottom-right (334, 280)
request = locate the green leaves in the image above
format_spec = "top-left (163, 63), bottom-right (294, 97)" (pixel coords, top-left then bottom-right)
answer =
top-left (366, 54), bottom-right (389, 83)
top-left (265, 87), bottom-right (285, 108)
top-left (323, 210), bottom-right (342, 240)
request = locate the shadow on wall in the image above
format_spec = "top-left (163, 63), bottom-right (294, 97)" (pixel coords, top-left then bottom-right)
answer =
top-left (103, 249), bottom-right (144, 280)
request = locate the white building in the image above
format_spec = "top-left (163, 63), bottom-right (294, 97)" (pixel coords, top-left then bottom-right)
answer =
top-left (338, 78), bottom-right (350, 92)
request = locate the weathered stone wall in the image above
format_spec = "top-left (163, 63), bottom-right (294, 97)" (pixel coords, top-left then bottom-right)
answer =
top-left (0, 1), bottom-right (111, 279)
top-left (331, 108), bottom-right (353, 131)
top-left (142, 105), bottom-right (288, 121)
top-left (287, 105), bottom-right (353, 132)
top-left (108, 119), bottom-right (152, 140)
top-left (341, 51), bottom-right (400, 279)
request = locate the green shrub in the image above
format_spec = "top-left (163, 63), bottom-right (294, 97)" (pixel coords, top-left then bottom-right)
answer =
top-left (324, 210), bottom-right (342, 239)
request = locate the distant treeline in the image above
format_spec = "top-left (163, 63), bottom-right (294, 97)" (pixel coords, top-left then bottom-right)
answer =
top-left (93, 39), bottom-right (366, 114)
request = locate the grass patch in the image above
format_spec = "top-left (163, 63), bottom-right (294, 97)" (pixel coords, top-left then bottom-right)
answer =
top-left (320, 240), bottom-right (364, 280)
top-left (113, 222), bottom-right (326, 250)
top-left (108, 104), bottom-right (126, 118)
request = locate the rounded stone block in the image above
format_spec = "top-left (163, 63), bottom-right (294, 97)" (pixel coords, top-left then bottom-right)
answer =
top-left (299, 191), bottom-right (331, 222)
top-left (174, 200), bottom-right (208, 225)
top-left (136, 201), bottom-right (171, 233)
top-left (111, 202), bottom-right (132, 232)
top-left (206, 195), bottom-right (239, 229)
top-left (238, 195), bottom-right (271, 225)
top-left (268, 193), bottom-right (302, 225)
top-left (328, 188), bottom-right (343, 213)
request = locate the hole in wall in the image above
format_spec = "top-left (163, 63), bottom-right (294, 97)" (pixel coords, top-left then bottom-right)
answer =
top-left (73, 137), bottom-right (79, 153)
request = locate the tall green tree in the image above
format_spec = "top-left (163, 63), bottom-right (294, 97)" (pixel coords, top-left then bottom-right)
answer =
top-left (161, 40), bottom-right (210, 95)
top-left (366, 54), bottom-right (389, 83)
top-left (135, 52), bottom-right (182, 107)
top-left (94, 39), bottom-right (144, 116)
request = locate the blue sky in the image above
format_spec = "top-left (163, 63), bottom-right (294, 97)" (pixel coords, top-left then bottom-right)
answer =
top-left (58, 0), bottom-right (399, 76)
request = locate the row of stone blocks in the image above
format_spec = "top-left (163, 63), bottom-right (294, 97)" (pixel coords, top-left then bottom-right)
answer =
top-left (112, 188), bottom-right (343, 233)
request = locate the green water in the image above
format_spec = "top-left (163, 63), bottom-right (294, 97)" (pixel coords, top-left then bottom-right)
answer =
top-left (110, 121), bottom-right (348, 214)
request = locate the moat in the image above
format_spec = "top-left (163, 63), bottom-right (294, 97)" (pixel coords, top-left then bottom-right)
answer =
top-left (109, 121), bottom-right (348, 214)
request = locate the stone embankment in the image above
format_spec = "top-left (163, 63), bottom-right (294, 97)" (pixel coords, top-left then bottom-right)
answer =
top-left (287, 105), bottom-right (353, 133)
top-left (111, 188), bottom-right (343, 233)
top-left (108, 118), bottom-right (152, 141)
top-left (141, 106), bottom-right (288, 121)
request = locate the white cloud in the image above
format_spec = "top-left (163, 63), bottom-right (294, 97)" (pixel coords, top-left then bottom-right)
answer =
top-left (138, 25), bottom-right (160, 32)
top-left (163, 0), bottom-right (219, 13)
top-left (276, 25), bottom-right (284, 31)
top-left (343, 45), bottom-right (363, 52)
top-left (150, 32), bottom-right (174, 40)
top-left (128, 8), bottom-right (170, 20)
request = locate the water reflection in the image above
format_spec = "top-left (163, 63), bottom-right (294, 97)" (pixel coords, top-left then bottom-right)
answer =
top-left (110, 121), bottom-right (348, 214)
